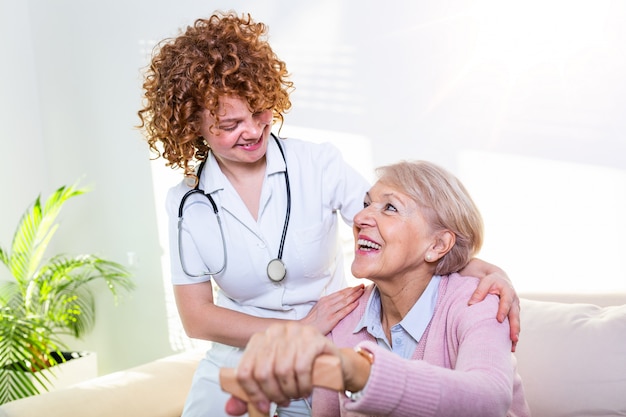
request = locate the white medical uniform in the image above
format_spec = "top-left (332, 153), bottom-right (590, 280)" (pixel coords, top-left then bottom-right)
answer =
top-left (167, 136), bottom-right (369, 417)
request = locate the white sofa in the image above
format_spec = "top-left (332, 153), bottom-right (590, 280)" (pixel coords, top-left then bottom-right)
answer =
top-left (1, 294), bottom-right (625, 417)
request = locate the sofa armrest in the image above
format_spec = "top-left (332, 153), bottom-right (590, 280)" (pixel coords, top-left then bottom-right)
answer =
top-left (0, 350), bottom-right (203, 417)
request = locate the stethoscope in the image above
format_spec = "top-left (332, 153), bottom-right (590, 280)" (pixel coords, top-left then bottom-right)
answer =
top-left (177, 134), bottom-right (291, 282)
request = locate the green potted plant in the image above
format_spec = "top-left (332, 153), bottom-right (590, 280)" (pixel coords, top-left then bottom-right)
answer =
top-left (0, 183), bottom-right (135, 404)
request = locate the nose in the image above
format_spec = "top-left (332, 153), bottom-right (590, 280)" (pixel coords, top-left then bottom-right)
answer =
top-left (353, 205), bottom-right (375, 229)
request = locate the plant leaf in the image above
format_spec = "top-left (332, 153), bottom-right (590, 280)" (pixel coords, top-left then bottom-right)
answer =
top-left (0, 308), bottom-right (66, 404)
top-left (8, 184), bottom-right (86, 292)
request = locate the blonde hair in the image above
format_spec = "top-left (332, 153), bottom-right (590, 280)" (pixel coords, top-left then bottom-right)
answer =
top-left (376, 160), bottom-right (484, 275)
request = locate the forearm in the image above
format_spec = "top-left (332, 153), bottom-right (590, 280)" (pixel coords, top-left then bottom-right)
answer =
top-left (174, 282), bottom-right (363, 348)
top-left (179, 302), bottom-right (286, 348)
top-left (345, 341), bottom-right (512, 417)
top-left (174, 283), bottom-right (286, 348)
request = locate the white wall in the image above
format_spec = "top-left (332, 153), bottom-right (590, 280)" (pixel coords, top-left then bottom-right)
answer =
top-left (1, 0), bottom-right (625, 374)
top-left (0, 0), bottom-right (46, 227)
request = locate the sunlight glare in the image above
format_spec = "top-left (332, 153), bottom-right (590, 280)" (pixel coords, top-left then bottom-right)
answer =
top-left (471, 1), bottom-right (610, 79)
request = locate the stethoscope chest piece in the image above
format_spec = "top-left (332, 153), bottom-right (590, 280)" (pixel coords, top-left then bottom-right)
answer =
top-left (267, 258), bottom-right (287, 282)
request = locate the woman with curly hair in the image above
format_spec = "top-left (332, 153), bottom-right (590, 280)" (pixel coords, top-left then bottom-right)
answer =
top-left (137, 11), bottom-right (520, 417)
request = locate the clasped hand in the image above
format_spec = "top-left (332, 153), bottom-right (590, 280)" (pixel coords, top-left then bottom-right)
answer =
top-left (225, 323), bottom-right (349, 415)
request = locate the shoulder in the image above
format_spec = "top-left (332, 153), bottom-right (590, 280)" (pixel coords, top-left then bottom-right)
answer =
top-left (442, 273), bottom-right (481, 299)
top-left (164, 180), bottom-right (192, 215)
top-left (329, 284), bottom-right (374, 346)
top-left (437, 273), bottom-right (499, 319)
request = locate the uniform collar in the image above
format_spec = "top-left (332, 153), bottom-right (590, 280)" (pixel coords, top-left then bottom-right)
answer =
top-left (265, 134), bottom-right (287, 176)
top-left (198, 133), bottom-right (286, 194)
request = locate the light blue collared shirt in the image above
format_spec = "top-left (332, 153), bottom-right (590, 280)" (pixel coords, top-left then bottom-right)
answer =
top-left (352, 276), bottom-right (441, 359)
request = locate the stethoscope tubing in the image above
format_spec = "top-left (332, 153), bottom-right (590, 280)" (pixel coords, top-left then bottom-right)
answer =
top-left (177, 134), bottom-right (290, 279)
top-left (177, 186), bottom-right (227, 277)
top-left (276, 149), bottom-right (290, 261)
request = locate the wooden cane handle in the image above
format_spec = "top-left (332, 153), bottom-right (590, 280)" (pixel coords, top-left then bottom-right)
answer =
top-left (219, 354), bottom-right (345, 416)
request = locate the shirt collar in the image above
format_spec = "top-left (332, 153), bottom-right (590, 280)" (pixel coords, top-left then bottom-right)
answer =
top-left (353, 275), bottom-right (441, 344)
top-left (199, 133), bottom-right (286, 194)
top-left (265, 134), bottom-right (287, 176)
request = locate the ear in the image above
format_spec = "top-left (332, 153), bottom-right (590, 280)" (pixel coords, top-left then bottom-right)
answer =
top-left (427, 230), bottom-right (455, 262)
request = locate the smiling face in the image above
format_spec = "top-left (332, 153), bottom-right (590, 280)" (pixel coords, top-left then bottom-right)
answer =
top-left (351, 180), bottom-right (442, 284)
top-left (199, 96), bottom-right (273, 170)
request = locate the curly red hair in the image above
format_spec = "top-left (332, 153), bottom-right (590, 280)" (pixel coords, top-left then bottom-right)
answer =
top-left (137, 11), bottom-right (293, 177)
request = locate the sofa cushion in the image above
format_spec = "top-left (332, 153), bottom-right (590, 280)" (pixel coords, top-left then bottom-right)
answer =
top-left (515, 298), bottom-right (626, 417)
top-left (0, 349), bottom-right (204, 417)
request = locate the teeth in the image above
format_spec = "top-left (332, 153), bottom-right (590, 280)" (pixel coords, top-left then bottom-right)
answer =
top-left (357, 239), bottom-right (381, 250)
top-left (241, 137), bottom-right (261, 148)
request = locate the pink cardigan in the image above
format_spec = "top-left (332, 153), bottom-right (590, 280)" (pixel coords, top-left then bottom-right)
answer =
top-left (312, 274), bottom-right (530, 417)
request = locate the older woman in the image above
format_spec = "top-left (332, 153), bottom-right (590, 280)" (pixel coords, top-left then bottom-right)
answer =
top-left (227, 160), bottom-right (530, 417)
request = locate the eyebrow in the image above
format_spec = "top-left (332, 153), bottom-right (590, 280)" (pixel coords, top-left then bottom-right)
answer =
top-left (364, 191), bottom-right (399, 200)
top-left (217, 117), bottom-right (240, 123)
top-left (216, 117), bottom-right (241, 127)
